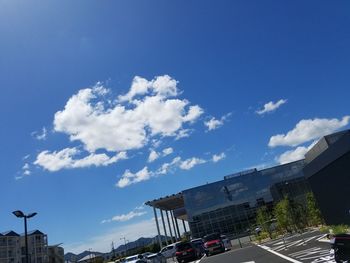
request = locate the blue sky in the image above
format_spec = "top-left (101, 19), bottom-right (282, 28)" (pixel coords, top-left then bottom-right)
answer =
top-left (1, 0), bottom-right (349, 254)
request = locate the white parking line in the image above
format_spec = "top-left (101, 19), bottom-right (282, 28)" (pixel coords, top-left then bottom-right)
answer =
top-left (257, 244), bottom-right (302, 263)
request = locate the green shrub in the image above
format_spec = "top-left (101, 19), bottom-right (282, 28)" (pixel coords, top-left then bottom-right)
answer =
top-left (331, 225), bottom-right (349, 235)
top-left (319, 225), bottom-right (331, 233)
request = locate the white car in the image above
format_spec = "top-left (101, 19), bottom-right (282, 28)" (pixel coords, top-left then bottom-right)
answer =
top-left (146, 253), bottom-right (166, 263)
top-left (160, 242), bottom-right (180, 258)
top-left (123, 254), bottom-right (148, 263)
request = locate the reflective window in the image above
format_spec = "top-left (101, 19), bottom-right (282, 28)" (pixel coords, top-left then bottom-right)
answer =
top-left (183, 160), bottom-right (309, 238)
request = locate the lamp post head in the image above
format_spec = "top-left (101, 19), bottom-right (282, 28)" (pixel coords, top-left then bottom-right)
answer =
top-left (13, 210), bottom-right (25, 218)
top-left (27, 212), bottom-right (37, 218)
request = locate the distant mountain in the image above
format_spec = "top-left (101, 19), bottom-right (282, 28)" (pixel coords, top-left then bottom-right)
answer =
top-left (64, 236), bottom-right (168, 261)
top-left (64, 250), bottom-right (103, 262)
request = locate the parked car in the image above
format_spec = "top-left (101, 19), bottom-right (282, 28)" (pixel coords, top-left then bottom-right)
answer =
top-left (190, 238), bottom-right (205, 254)
top-left (220, 235), bottom-right (232, 250)
top-left (146, 252), bottom-right (166, 263)
top-left (160, 242), bottom-right (180, 258)
top-left (123, 254), bottom-right (148, 263)
top-left (175, 241), bottom-right (202, 263)
top-left (203, 233), bottom-right (225, 256)
top-left (331, 234), bottom-right (350, 263)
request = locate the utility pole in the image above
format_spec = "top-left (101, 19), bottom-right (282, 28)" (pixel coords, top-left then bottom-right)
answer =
top-left (120, 237), bottom-right (127, 257)
top-left (111, 241), bottom-right (116, 259)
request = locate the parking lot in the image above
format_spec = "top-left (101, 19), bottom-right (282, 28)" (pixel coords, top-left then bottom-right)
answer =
top-left (164, 230), bottom-right (336, 263)
top-left (258, 230), bottom-right (335, 263)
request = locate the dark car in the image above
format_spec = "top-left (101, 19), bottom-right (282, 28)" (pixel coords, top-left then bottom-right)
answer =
top-left (331, 234), bottom-right (350, 263)
top-left (203, 233), bottom-right (225, 256)
top-left (175, 241), bottom-right (201, 263)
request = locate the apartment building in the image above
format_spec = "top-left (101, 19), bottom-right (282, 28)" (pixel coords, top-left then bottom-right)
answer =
top-left (0, 230), bottom-right (50, 263)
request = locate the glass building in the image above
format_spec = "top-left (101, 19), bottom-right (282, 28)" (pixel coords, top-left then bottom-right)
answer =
top-left (183, 160), bottom-right (309, 238)
top-left (146, 129), bottom-right (350, 248)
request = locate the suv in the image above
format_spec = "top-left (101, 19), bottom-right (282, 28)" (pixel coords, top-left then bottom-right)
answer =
top-left (331, 234), bottom-right (350, 263)
top-left (203, 233), bottom-right (225, 256)
top-left (175, 241), bottom-right (201, 263)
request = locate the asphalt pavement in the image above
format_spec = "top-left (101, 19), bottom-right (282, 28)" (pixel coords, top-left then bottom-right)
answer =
top-left (167, 230), bottom-right (335, 263)
top-left (199, 245), bottom-right (292, 263)
top-left (258, 230), bottom-right (335, 263)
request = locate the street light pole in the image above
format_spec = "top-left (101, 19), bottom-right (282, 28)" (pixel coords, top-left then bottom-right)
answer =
top-left (12, 210), bottom-right (37, 263)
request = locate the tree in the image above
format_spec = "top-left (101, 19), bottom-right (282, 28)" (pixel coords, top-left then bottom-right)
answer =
top-left (306, 192), bottom-right (323, 226)
top-left (274, 196), bottom-right (293, 233)
top-left (256, 206), bottom-right (273, 239)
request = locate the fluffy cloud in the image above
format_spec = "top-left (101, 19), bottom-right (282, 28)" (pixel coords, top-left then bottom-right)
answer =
top-left (212, 152), bottom-right (226, 163)
top-left (162, 147), bottom-right (173, 156)
top-left (256, 99), bottom-right (287, 115)
top-left (101, 207), bottom-right (147, 223)
top-left (116, 167), bottom-right (152, 188)
top-left (147, 147), bottom-right (174, 163)
top-left (204, 113), bottom-right (231, 131)
top-left (156, 157), bottom-right (181, 175)
top-left (53, 76), bottom-right (203, 153)
top-left (34, 148), bottom-right (127, 172)
top-left (148, 150), bottom-right (159, 163)
top-left (179, 157), bottom-right (206, 170)
top-left (117, 155), bottom-right (208, 187)
top-left (269, 116), bottom-right (350, 147)
top-left (276, 141), bottom-right (317, 164)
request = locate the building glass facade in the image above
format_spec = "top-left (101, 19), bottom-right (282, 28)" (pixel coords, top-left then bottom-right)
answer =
top-left (182, 160), bottom-right (309, 238)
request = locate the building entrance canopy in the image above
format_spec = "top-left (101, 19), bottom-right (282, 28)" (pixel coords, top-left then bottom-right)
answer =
top-left (145, 192), bottom-right (184, 211)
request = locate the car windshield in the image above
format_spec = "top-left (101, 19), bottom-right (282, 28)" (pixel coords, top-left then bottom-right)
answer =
top-left (204, 233), bottom-right (221, 242)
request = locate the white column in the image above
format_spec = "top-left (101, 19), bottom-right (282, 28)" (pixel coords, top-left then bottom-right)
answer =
top-left (153, 207), bottom-right (163, 249)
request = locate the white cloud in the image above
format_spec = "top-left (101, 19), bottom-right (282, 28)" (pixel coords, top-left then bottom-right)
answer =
top-left (276, 141), bottom-right (317, 164)
top-left (101, 209), bottom-right (147, 224)
top-left (212, 152), bottom-right (226, 163)
top-left (22, 154), bottom-right (30, 160)
top-left (182, 105), bottom-right (204, 123)
top-left (23, 170), bottom-right (31, 176)
top-left (117, 155), bottom-right (207, 187)
top-left (116, 167), bottom-right (152, 188)
top-left (32, 127), bottom-right (48, 140)
top-left (117, 76), bottom-right (151, 102)
top-left (269, 116), bottom-right (350, 147)
top-left (20, 162), bottom-right (31, 177)
top-left (156, 157), bottom-right (181, 175)
top-left (256, 99), bottom-right (287, 115)
top-left (148, 147), bottom-right (173, 163)
top-left (204, 113), bottom-right (231, 131)
top-left (162, 147), bottom-right (173, 156)
top-left (147, 150), bottom-right (159, 163)
top-left (175, 129), bottom-right (192, 140)
top-left (34, 148), bottom-right (127, 172)
top-left (179, 157), bottom-right (206, 170)
top-left (53, 76), bottom-right (203, 153)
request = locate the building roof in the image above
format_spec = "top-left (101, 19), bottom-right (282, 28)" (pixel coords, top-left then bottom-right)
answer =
top-left (145, 192), bottom-right (184, 210)
top-left (1, 231), bottom-right (20, 236)
top-left (27, 230), bottom-right (45, 236)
